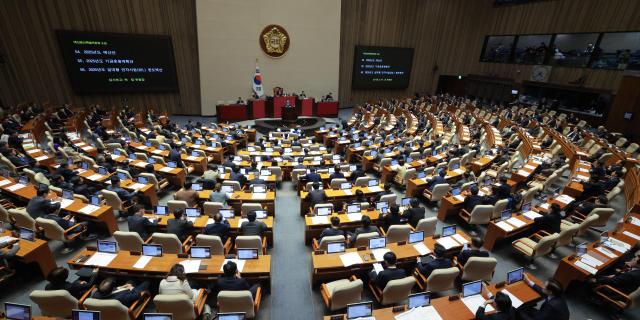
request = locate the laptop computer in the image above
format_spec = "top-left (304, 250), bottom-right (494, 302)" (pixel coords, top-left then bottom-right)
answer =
top-left (216, 313), bottom-right (245, 320)
top-left (18, 176), bottom-right (29, 185)
top-left (18, 227), bottom-right (35, 242)
top-left (5, 303), bottom-right (31, 320)
top-left (62, 189), bottom-right (74, 200)
top-left (97, 240), bottom-right (118, 254)
top-left (260, 169), bottom-right (271, 176)
top-left (72, 309), bottom-right (100, 320)
top-left (408, 231), bottom-right (424, 244)
top-left (347, 204), bottom-right (361, 214)
top-left (237, 248), bottom-right (259, 260)
top-left (340, 182), bottom-right (352, 190)
top-left (326, 242), bottom-right (346, 254)
top-left (400, 197), bottom-right (411, 207)
top-left (408, 292), bottom-right (430, 309)
top-left (155, 206), bottom-right (168, 216)
top-left (148, 157), bottom-right (156, 164)
top-left (507, 267), bottom-right (525, 284)
top-left (252, 185), bottom-right (266, 193)
top-left (500, 209), bottom-right (511, 221)
top-left (91, 195), bottom-right (101, 206)
top-left (254, 210), bottom-right (268, 219)
top-left (369, 237), bottom-right (386, 249)
top-left (521, 202), bottom-right (532, 212)
top-left (576, 243), bottom-right (588, 256)
top-left (97, 167), bottom-right (108, 175)
top-left (451, 187), bottom-right (462, 196)
top-left (316, 207), bottom-right (332, 216)
top-left (220, 209), bottom-right (235, 219)
top-left (142, 244), bottom-right (163, 257)
top-left (375, 201), bottom-right (389, 212)
top-left (221, 185), bottom-right (234, 193)
top-left (346, 302), bottom-right (373, 320)
top-left (185, 208), bottom-right (201, 218)
top-left (143, 313), bottom-right (173, 320)
top-left (138, 176), bottom-right (149, 184)
top-left (81, 162), bottom-right (90, 170)
top-left (417, 171), bottom-right (427, 179)
top-left (117, 172), bottom-right (127, 180)
top-left (190, 246), bottom-right (211, 259)
top-left (368, 179), bottom-right (379, 187)
top-left (442, 225), bottom-right (457, 237)
top-left (167, 161), bottom-right (177, 168)
top-left (462, 280), bottom-right (483, 298)
top-left (191, 183), bottom-right (203, 191)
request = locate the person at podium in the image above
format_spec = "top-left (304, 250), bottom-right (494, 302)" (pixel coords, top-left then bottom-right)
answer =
top-left (284, 100), bottom-right (293, 108)
top-left (236, 97), bottom-right (245, 104)
top-left (323, 92), bottom-right (334, 101)
top-left (299, 91), bottom-right (307, 98)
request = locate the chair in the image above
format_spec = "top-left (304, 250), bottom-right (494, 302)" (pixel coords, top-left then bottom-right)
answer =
top-left (83, 295), bottom-right (151, 320)
top-left (320, 276), bottom-right (364, 311)
top-left (414, 267), bottom-right (459, 292)
top-left (573, 214), bottom-right (601, 238)
top-left (571, 208), bottom-right (615, 230)
top-left (459, 205), bottom-right (494, 226)
top-left (354, 177), bottom-right (372, 187)
top-left (556, 222), bottom-right (580, 248)
top-left (222, 180), bottom-right (241, 192)
top-left (217, 289), bottom-right (262, 319)
top-left (459, 257), bottom-right (498, 282)
top-left (151, 233), bottom-right (191, 254)
top-left (9, 208), bottom-right (35, 230)
top-left (195, 234), bottom-right (231, 255)
top-left (167, 200), bottom-right (188, 213)
top-left (153, 290), bottom-right (209, 320)
top-left (607, 187), bottom-right (622, 202)
top-left (382, 224), bottom-right (411, 243)
top-left (593, 285), bottom-right (640, 316)
top-left (414, 217), bottom-right (437, 237)
top-left (625, 143), bottom-right (639, 154)
top-left (34, 172), bottom-right (50, 186)
top-left (116, 169), bottom-right (132, 180)
top-left (353, 232), bottom-right (379, 248)
top-left (134, 152), bottom-right (148, 161)
top-left (491, 199), bottom-right (509, 220)
top-left (203, 202), bottom-right (224, 216)
top-left (235, 235), bottom-right (266, 255)
top-left (113, 231), bottom-right (145, 252)
top-left (140, 173), bottom-right (168, 191)
top-left (30, 290), bottom-right (84, 318)
top-left (241, 203), bottom-right (263, 217)
top-left (101, 190), bottom-right (132, 212)
top-left (369, 276), bottom-right (416, 306)
top-left (313, 235), bottom-right (346, 252)
top-left (312, 203), bottom-right (334, 216)
top-left (268, 166), bottom-right (282, 185)
top-left (36, 217), bottom-right (87, 252)
top-left (330, 178), bottom-right (348, 189)
top-left (447, 158), bottom-right (461, 171)
top-left (291, 169), bottom-right (307, 188)
top-left (423, 183), bottom-right (450, 204)
top-left (511, 231), bottom-right (559, 269)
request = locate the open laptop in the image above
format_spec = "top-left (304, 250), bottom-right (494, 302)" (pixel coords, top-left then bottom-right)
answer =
top-left (368, 179), bottom-right (379, 187)
top-left (91, 195), bottom-right (101, 206)
top-left (148, 157), bottom-right (156, 164)
top-left (254, 210), bottom-right (268, 219)
top-left (142, 244), bottom-right (163, 257)
top-left (237, 248), bottom-right (259, 259)
top-left (252, 185), bottom-right (267, 193)
top-left (185, 208), bottom-right (201, 218)
top-left (117, 172), bottom-right (127, 180)
top-left (316, 207), bottom-right (332, 216)
top-left (522, 202), bottom-right (532, 212)
top-left (507, 267), bottom-right (525, 284)
top-left (221, 185), bottom-right (234, 193)
top-left (408, 231), bottom-right (424, 244)
top-left (18, 227), bottom-right (35, 242)
top-left (347, 204), bottom-right (361, 214)
top-left (326, 241), bottom-right (346, 254)
top-left (346, 302), bottom-right (373, 320)
top-left (97, 167), bottom-right (108, 175)
top-left (155, 206), bottom-right (168, 216)
top-left (576, 242), bottom-right (588, 257)
top-left (220, 209), bottom-right (235, 219)
top-left (417, 171), bottom-right (427, 179)
top-left (451, 187), bottom-right (462, 196)
top-left (138, 176), bottom-right (149, 185)
top-left (400, 197), bottom-right (411, 207)
top-left (340, 182), bottom-right (352, 190)
top-left (167, 161), bottom-right (177, 168)
top-left (5, 303), bottom-right (31, 320)
top-left (191, 183), bottom-right (203, 191)
top-left (216, 313), bottom-right (245, 320)
top-left (72, 309), bottom-right (100, 320)
top-left (143, 313), bottom-right (173, 320)
top-left (190, 246), bottom-right (211, 259)
top-left (369, 237), bottom-right (386, 249)
top-left (18, 176), bottom-right (29, 185)
top-left (408, 292), bottom-right (430, 309)
top-left (442, 225), bottom-right (457, 237)
top-left (462, 280), bottom-right (483, 298)
top-left (375, 201), bottom-right (389, 212)
top-left (63, 189), bottom-right (74, 200)
top-left (97, 240), bottom-right (118, 254)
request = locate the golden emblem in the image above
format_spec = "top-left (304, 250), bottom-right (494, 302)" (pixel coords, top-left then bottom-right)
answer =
top-left (259, 24), bottom-right (290, 58)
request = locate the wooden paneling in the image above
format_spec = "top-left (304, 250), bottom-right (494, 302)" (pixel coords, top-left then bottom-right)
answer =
top-left (0, 0), bottom-right (200, 115)
top-left (339, 0), bottom-right (640, 105)
top-left (606, 75), bottom-right (640, 139)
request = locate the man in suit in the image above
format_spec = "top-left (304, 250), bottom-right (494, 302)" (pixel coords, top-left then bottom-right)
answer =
top-left (518, 276), bottom-right (570, 320)
top-left (463, 185), bottom-right (486, 213)
top-left (174, 181), bottom-right (198, 207)
top-left (349, 215), bottom-right (380, 246)
top-left (369, 252), bottom-right (406, 290)
top-left (380, 205), bottom-right (403, 232)
top-left (318, 216), bottom-right (345, 241)
top-left (43, 205), bottom-right (89, 238)
top-left (239, 210), bottom-right (267, 237)
top-left (27, 185), bottom-right (56, 219)
top-left (204, 213), bottom-right (230, 243)
top-left (401, 198), bottom-right (425, 228)
top-left (107, 177), bottom-right (136, 203)
top-left (168, 143), bottom-right (185, 168)
top-left (92, 277), bottom-right (150, 307)
top-left (457, 237), bottom-right (490, 266)
top-left (305, 167), bottom-right (322, 183)
top-left (46, 266), bottom-right (100, 300)
top-left (329, 165), bottom-right (345, 180)
top-left (534, 203), bottom-right (563, 233)
top-left (217, 261), bottom-right (260, 298)
top-left (293, 157), bottom-right (306, 170)
top-left (6, 148), bottom-right (29, 167)
top-left (427, 169), bottom-right (447, 191)
top-left (166, 209), bottom-right (193, 242)
top-left (305, 182), bottom-right (326, 208)
top-left (416, 244), bottom-right (452, 277)
top-left (495, 176), bottom-right (512, 200)
top-left (573, 195), bottom-right (608, 216)
top-left (476, 291), bottom-right (515, 320)
top-left (127, 205), bottom-right (156, 239)
top-left (588, 255), bottom-right (640, 296)
top-left (350, 165), bottom-right (366, 182)
top-left (229, 165), bottom-right (247, 187)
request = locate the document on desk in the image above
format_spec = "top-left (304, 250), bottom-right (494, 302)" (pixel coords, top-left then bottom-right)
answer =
top-left (6, 183), bottom-right (26, 191)
top-left (413, 242), bottom-right (431, 256)
top-left (347, 213), bottom-right (362, 222)
top-left (496, 221), bottom-right (514, 232)
top-left (371, 248), bottom-right (390, 262)
top-left (454, 168), bottom-right (465, 175)
top-left (60, 198), bottom-right (75, 209)
top-left (26, 148), bottom-right (40, 154)
top-left (87, 174), bottom-right (103, 181)
top-left (501, 289), bottom-right (524, 308)
top-left (574, 260), bottom-right (598, 275)
top-left (539, 203), bottom-right (550, 210)
top-left (0, 179), bottom-right (10, 187)
top-left (506, 217), bottom-right (526, 228)
top-left (606, 238), bottom-right (631, 253)
top-left (128, 183), bottom-right (146, 190)
top-left (78, 205), bottom-right (100, 214)
top-left (462, 295), bottom-right (494, 314)
top-left (134, 162), bottom-right (149, 168)
top-left (85, 252), bottom-right (117, 267)
top-left (516, 170), bottom-right (529, 176)
top-left (187, 217), bottom-right (197, 223)
top-left (394, 306), bottom-right (443, 320)
top-left (342, 190), bottom-right (353, 196)
top-left (522, 211), bottom-right (542, 220)
top-left (35, 155), bottom-right (49, 161)
top-left (221, 259), bottom-right (246, 272)
top-left (368, 186), bottom-right (383, 193)
top-left (595, 247), bottom-right (617, 259)
top-left (524, 164), bottom-right (537, 171)
top-left (630, 217), bottom-right (640, 227)
top-left (186, 156), bottom-right (198, 161)
top-left (451, 234), bottom-right (468, 245)
top-left (251, 193), bottom-right (267, 200)
top-left (81, 146), bottom-right (93, 151)
top-left (160, 167), bottom-right (174, 172)
top-left (454, 195), bottom-right (466, 202)
top-left (580, 254), bottom-right (604, 268)
top-left (152, 149), bottom-right (163, 154)
top-left (436, 237), bottom-right (459, 250)
top-left (623, 231), bottom-right (640, 241)
top-left (555, 195), bottom-right (575, 204)
top-left (180, 260), bottom-right (202, 273)
top-left (311, 216), bottom-right (329, 225)
top-left (133, 256), bottom-right (152, 269)
top-left (340, 252), bottom-right (363, 267)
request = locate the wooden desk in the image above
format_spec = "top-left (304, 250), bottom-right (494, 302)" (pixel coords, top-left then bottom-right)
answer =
top-left (300, 185), bottom-right (386, 217)
top-left (184, 142), bottom-right (225, 164)
top-left (303, 209), bottom-right (381, 244)
top-left (407, 167), bottom-right (467, 198)
top-left (483, 214), bottom-right (537, 251)
top-left (2, 230), bottom-right (57, 278)
top-left (198, 190), bottom-right (276, 216)
top-left (129, 142), bottom-right (208, 175)
top-left (111, 155), bottom-right (187, 187)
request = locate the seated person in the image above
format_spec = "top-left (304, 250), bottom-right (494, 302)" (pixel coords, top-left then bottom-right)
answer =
top-left (457, 237), bottom-right (490, 266)
top-left (159, 264), bottom-right (199, 301)
top-left (174, 181), bottom-right (197, 207)
top-left (305, 167), bottom-right (322, 183)
top-left (369, 252), bottom-right (406, 290)
top-left (305, 182), bottom-right (326, 208)
top-left (318, 216), bottom-right (345, 241)
top-left (167, 208), bottom-right (193, 242)
top-left (43, 204), bottom-right (90, 238)
top-left (204, 213), bottom-right (230, 243)
top-left (426, 169), bottom-right (447, 191)
top-left (26, 185), bottom-right (57, 219)
top-left (534, 203), bottom-right (562, 233)
top-left (518, 276), bottom-right (569, 320)
top-left (209, 183), bottom-right (227, 206)
top-left (349, 215), bottom-right (380, 245)
top-left (379, 205), bottom-right (403, 232)
top-left (229, 165), bottom-right (247, 187)
top-left (45, 266), bottom-right (99, 299)
top-left (463, 185), bottom-right (486, 212)
top-left (127, 204), bottom-right (156, 239)
top-left (401, 198), bottom-right (425, 228)
top-left (476, 291), bottom-right (515, 320)
top-left (573, 195), bottom-right (608, 216)
top-left (217, 261), bottom-right (260, 298)
top-left (92, 277), bottom-right (150, 307)
top-left (202, 165), bottom-right (220, 183)
top-left (416, 244), bottom-right (452, 277)
top-left (0, 239), bottom-right (20, 269)
top-left (587, 254), bottom-right (640, 299)
top-left (374, 184), bottom-right (394, 201)
top-left (329, 165), bottom-right (344, 180)
top-left (239, 210), bottom-right (268, 237)
top-left (107, 176), bottom-right (136, 203)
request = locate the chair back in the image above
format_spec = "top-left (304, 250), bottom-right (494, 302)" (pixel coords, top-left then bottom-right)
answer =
top-left (447, 158), bottom-right (461, 171)
top-left (236, 235), bottom-right (262, 254)
top-left (101, 190), bottom-right (124, 211)
top-left (140, 173), bottom-right (160, 191)
top-left (218, 290), bottom-right (255, 318)
top-left (379, 194), bottom-right (397, 205)
top-left (196, 234), bottom-right (225, 255)
top-left (30, 290), bottom-right (78, 318)
top-left (354, 177), bottom-right (371, 187)
top-left (625, 143), bottom-right (639, 154)
top-left (491, 199), bottom-right (509, 220)
top-left (0, 204), bottom-right (9, 224)
top-left (203, 202), bottom-right (224, 216)
top-left (468, 205), bottom-right (494, 225)
top-left (330, 279), bottom-right (363, 311)
top-left (461, 257), bottom-right (497, 282)
top-left (167, 200), bottom-right (188, 213)
top-left (34, 172), bottom-right (50, 185)
top-left (381, 276), bottom-right (415, 305)
top-left (83, 298), bottom-right (130, 320)
top-left (317, 235), bottom-right (345, 252)
top-left (386, 224), bottom-right (411, 243)
top-left (533, 233), bottom-right (559, 258)
top-left (330, 178), bottom-right (348, 189)
top-left (607, 187), bottom-right (622, 202)
top-left (222, 181), bottom-right (241, 191)
top-left (430, 183), bottom-right (450, 201)
top-left (578, 214), bottom-right (600, 236)
top-left (114, 231), bottom-right (144, 252)
top-left (589, 208), bottom-right (615, 228)
top-left (35, 217), bottom-right (65, 241)
top-left (151, 233), bottom-right (183, 254)
top-left (629, 286), bottom-right (640, 310)
top-left (268, 166), bottom-right (282, 182)
top-left (425, 267), bottom-right (459, 292)
top-left (354, 232), bottom-right (379, 248)
top-left (241, 203), bottom-right (263, 216)
top-left (10, 208), bottom-right (35, 230)
top-left (153, 294), bottom-right (196, 320)
top-left (415, 217), bottom-right (437, 237)
top-left (557, 223), bottom-right (579, 247)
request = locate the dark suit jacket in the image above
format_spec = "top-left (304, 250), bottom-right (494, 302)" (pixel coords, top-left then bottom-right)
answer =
top-left (518, 284), bottom-right (570, 320)
top-left (45, 270), bottom-right (99, 299)
top-left (306, 173), bottom-right (322, 183)
top-left (128, 215), bottom-right (155, 239)
top-left (240, 220), bottom-right (267, 237)
top-left (373, 267), bottom-right (406, 290)
top-left (329, 172), bottom-right (345, 180)
top-left (418, 257), bottom-right (452, 277)
top-left (427, 176), bottom-right (447, 191)
top-left (168, 149), bottom-right (185, 168)
top-left (352, 226), bottom-right (380, 244)
top-left (26, 196), bottom-right (52, 219)
top-left (44, 214), bottom-right (73, 230)
top-left (597, 269), bottom-right (640, 294)
top-left (318, 227), bottom-right (345, 241)
top-left (534, 212), bottom-right (562, 233)
top-left (401, 207), bottom-right (425, 228)
top-left (306, 189), bottom-right (326, 206)
top-left (107, 186), bottom-right (134, 202)
top-left (166, 218), bottom-right (193, 241)
top-left (457, 249), bottom-right (490, 266)
top-left (476, 308), bottom-right (515, 320)
top-left (217, 276), bottom-right (251, 292)
top-left (380, 213), bottom-right (402, 231)
top-left (204, 221), bottom-right (230, 242)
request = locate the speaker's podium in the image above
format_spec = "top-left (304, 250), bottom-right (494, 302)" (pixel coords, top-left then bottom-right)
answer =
top-left (282, 105), bottom-right (298, 123)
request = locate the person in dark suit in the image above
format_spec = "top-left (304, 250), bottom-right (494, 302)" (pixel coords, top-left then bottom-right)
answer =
top-left (579, 176), bottom-right (604, 201)
top-left (426, 169), bottom-right (447, 191)
top-left (204, 213), bottom-right (230, 243)
top-left (495, 176), bottom-right (512, 200)
top-left (534, 203), bottom-right (563, 233)
top-left (293, 157), bottom-right (306, 170)
top-left (329, 165), bottom-right (345, 180)
top-left (168, 143), bottom-right (185, 168)
top-left (229, 165), bottom-right (247, 187)
top-left (239, 210), bottom-right (267, 237)
top-left (305, 167), bottom-right (322, 183)
top-left (380, 205), bottom-right (403, 231)
top-left (318, 216), bottom-right (345, 241)
top-left (349, 215), bottom-right (380, 246)
top-left (43, 205), bottom-right (88, 237)
top-left (107, 176), bottom-right (136, 203)
top-left (217, 261), bottom-right (260, 298)
top-left (401, 198), bottom-right (425, 228)
top-left (127, 205), bottom-right (156, 239)
top-left (6, 149), bottom-right (29, 167)
top-left (350, 166), bottom-right (366, 182)
top-left (588, 255), bottom-right (640, 296)
top-left (248, 175), bottom-right (266, 186)
top-left (92, 277), bottom-right (150, 307)
top-left (573, 195), bottom-right (608, 216)
top-left (476, 291), bottom-right (515, 320)
top-left (46, 266), bottom-right (99, 299)
top-left (369, 252), bottom-right (406, 290)
top-left (417, 244), bottom-right (452, 277)
top-left (166, 209), bottom-right (193, 242)
top-left (305, 182), bottom-right (326, 208)
top-left (463, 185), bottom-right (485, 213)
top-left (518, 276), bottom-right (570, 320)
top-left (457, 237), bottom-right (490, 266)
top-left (26, 185), bottom-right (56, 219)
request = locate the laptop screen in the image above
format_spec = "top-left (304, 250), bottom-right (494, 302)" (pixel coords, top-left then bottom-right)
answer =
top-left (18, 228), bottom-right (35, 242)
top-left (442, 225), bottom-right (457, 237)
top-left (326, 242), bottom-right (346, 254)
top-left (117, 172), bottom-right (127, 180)
top-left (347, 302), bottom-right (372, 319)
top-left (408, 231), bottom-right (424, 244)
top-left (143, 313), bottom-right (173, 320)
top-left (340, 182), bottom-right (352, 190)
top-left (63, 189), bottom-right (74, 200)
top-left (237, 249), bottom-right (259, 259)
top-left (155, 206), bottom-right (168, 215)
top-left (347, 204), bottom-right (361, 214)
top-left (216, 313), bottom-right (245, 320)
top-left (167, 161), bottom-right (177, 168)
top-left (253, 185), bottom-right (266, 193)
top-left (576, 243), bottom-right (588, 256)
top-left (507, 267), bottom-right (525, 284)
top-left (316, 207), bottom-right (331, 216)
top-left (220, 209), bottom-right (235, 219)
top-left (185, 208), bottom-right (201, 217)
top-left (462, 280), bottom-right (482, 298)
top-left (91, 196), bottom-right (101, 206)
top-left (190, 246), bottom-right (211, 259)
top-left (138, 176), bottom-right (148, 184)
top-left (254, 210), bottom-right (268, 219)
top-left (501, 209), bottom-right (511, 221)
top-left (369, 237), bottom-right (386, 249)
top-left (97, 240), bottom-right (117, 254)
top-left (98, 167), bottom-right (107, 175)
top-left (408, 293), bottom-right (430, 309)
top-left (148, 157), bottom-right (156, 164)
top-left (191, 151), bottom-right (199, 157)
top-left (451, 188), bottom-right (461, 196)
top-left (417, 172), bottom-right (426, 179)
top-left (349, 165), bottom-right (357, 172)
top-left (375, 201), bottom-right (389, 211)
top-left (191, 183), bottom-right (203, 191)
top-left (142, 244), bottom-right (163, 257)
top-left (72, 310), bottom-right (100, 320)
top-left (400, 197), bottom-right (411, 206)
top-left (18, 176), bottom-right (28, 185)
top-left (260, 170), bottom-right (271, 176)
top-left (452, 163), bottom-right (460, 170)
top-left (522, 202), bottom-right (532, 212)
top-left (81, 162), bottom-right (90, 170)
top-left (221, 185), bottom-right (234, 193)
top-left (5, 303), bottom-right (31, 320)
